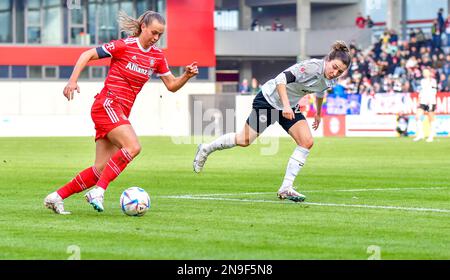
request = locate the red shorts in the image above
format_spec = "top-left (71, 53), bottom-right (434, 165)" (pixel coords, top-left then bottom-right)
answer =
top-left (91, 94), bottom-right (131, 141)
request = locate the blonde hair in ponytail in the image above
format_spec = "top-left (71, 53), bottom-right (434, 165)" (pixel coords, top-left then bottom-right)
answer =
top-left (117, 10), bottom-right (166, 37)
top-left (326, 40), bottom-right (351, 67)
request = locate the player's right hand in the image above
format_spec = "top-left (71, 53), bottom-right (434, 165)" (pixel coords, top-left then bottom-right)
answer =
top-left (282, 106), bottom-right (295, 120)
top-left (63, 81), bottom-right (80, 101)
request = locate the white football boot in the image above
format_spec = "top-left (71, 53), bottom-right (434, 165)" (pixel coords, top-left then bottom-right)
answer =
top-left (85, 187), bottom-right (105, 212)
top-left (277, 186), bottom-right (306, 202)
top-left (193, 144), bottom-right (209, 173)
top-left (44, 192), bottom-right (71, 215)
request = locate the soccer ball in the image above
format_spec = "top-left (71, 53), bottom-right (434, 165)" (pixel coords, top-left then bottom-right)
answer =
top-left (120, 187), bottom-right (151, 216)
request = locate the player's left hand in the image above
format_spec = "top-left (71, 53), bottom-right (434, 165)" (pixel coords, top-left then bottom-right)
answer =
top-left (185, 62), bottom-right (199, 78)
top-left (312, 114), bottom-right (321, 130)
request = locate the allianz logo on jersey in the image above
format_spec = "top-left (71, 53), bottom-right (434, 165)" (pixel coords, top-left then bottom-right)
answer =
top-left (125, 62), bottom-right (149, 75)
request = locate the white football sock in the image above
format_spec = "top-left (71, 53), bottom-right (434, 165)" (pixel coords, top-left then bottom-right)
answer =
top-left (428, 120), bottom-right (435, 139)
top-left (93, 186), bottom-right (105, 195)
top-left (50, 192), bottom-right (62, 201)
top-left (280, 146), bottom-right (310, 190)
top-left (203, 133), bottom-right (236, 154)
top-left (416, 119), bottom-right (424, 138)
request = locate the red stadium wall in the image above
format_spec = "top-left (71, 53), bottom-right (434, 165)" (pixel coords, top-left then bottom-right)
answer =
top-left (165, 0), bottom-right (215, 67)
top-left (0, 0), bottom-right (215, 67)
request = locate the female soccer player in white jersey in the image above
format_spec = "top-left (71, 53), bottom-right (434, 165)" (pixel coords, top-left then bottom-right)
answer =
top-left (193, 41), bottom-right (351, 202)
top-left (413, 68), bottom-right (438, 142)
top-left (44, 11), bottom-right (198, 214)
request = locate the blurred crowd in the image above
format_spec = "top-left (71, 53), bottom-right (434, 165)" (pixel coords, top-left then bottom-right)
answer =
top-left (333, 28), bottom-right (450, 95)
top-left (337, 9), bottom-right (450, 95)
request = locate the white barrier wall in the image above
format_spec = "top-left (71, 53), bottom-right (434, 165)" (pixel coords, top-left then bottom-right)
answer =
top-left (1, 82), bottom-right (419, 138)
top-left (345, 115), bottom-right (398, 137)
top-left (0, 81), bottom-right (215, 137)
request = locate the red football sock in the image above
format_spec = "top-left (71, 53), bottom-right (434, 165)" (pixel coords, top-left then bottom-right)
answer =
top-left (96, 148), bottom-right (133, 190)
top-left (57, 166), bottom-right (101, 199)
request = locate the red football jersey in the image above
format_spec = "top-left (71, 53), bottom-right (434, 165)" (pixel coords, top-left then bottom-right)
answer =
top-left (100, 37), bottom-right (171, 115)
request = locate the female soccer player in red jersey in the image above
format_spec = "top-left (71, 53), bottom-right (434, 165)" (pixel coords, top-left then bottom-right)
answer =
top-left (44, 11), bottom-right (198, 214)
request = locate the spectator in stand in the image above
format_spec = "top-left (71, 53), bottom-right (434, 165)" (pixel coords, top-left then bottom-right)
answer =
top-left (377, 52), bottom-right (390, 76)
top-left (239, 78), bottom-right (250, 94)
top-left (358, 55), bottom-right (370, 77)
top-left (445, 14), bottom-right (450, 46)
top-left (392, 75), bottom-right (403, 92)
top-left (251, 19), bottom-right (261, 31)
top-left (438, 72), bottom-right (450, 91)
top-left (271, 18), bottom-right (284, 31)
top-left (360, 76), bottom-right (375, 95)
top-left (348, 56), bottom-right (359, 77)
top-left (250, 77), bottom-right (261, 94)
top-left (431, 53), bottom-right (444, 70)
top-left (409, 45), bottom-right (420, 59)
top-left (388, 29), bottom-right (399, 44)
top-left (406, 56), bottom-right (418, 70)
top-left (409, 28), bottom-right (416, 40)
top-left (385, 40), bottom-right (398, 56)
top-left (402, 79), bottom-right (411, 93)
top-left (422, 54), bottom-right (432, 68)
top-left (381, 29), bottom-right (391, 45)
top-left (388, 55), bottom-right (400, 75)
top-left (438, 52), bottom-right (446, 68)
top-left (394, 59), bottom-right (407, 77)
top-left (410, 67), bottom-right (423, 92)
top-left (345, 76), bottom-right (357, 94)
top-left (373, 82), bottom-right (382, 93)
top-left (437, 8), bottom-right (446, 36)
top-left (415, 28), bottom-right (426, 50)
top-left (431, 19), bottom-right (442, 51)
top-left (442, 54), bottom-right (450, 76)
top-left (366, 15), bottom-right (374, 28)
top-left (355, 12), bottom-right (366, 29)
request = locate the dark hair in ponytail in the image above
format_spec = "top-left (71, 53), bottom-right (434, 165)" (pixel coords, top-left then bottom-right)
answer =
top-left (326, 40), bottom-right (351, 67)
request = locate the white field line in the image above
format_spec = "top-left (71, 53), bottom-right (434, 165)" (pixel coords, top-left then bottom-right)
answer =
top-left (161, 195), bottom-right (450, 213)
top-left (160, 186), bottom-right (450, 214)
top-left (165, 187), bottom-right (448, 197)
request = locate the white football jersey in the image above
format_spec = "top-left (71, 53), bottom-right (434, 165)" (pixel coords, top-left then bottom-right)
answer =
top-left (261, 58), bottom-right (336, 110)
top-left (419, 78), bottom-right (437, 105)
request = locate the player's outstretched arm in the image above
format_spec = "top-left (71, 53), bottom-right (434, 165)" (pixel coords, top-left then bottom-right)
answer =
top-left (63, 48), bottom-right (100, 101)
top-left (160, 61), bottom-right (198, 93)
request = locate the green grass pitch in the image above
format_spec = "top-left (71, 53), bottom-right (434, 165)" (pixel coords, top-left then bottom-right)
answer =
top-left (0, 136), bottom-right (449, 259)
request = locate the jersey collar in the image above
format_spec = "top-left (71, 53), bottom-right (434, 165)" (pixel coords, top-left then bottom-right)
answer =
top-left (137, 38), bottom-right (152, 53)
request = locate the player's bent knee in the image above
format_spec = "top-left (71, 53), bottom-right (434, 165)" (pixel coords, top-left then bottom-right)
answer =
top-left (125, 144), bottom-right (141, 158)
top-left (301, 138), bottom-right (314, 150)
